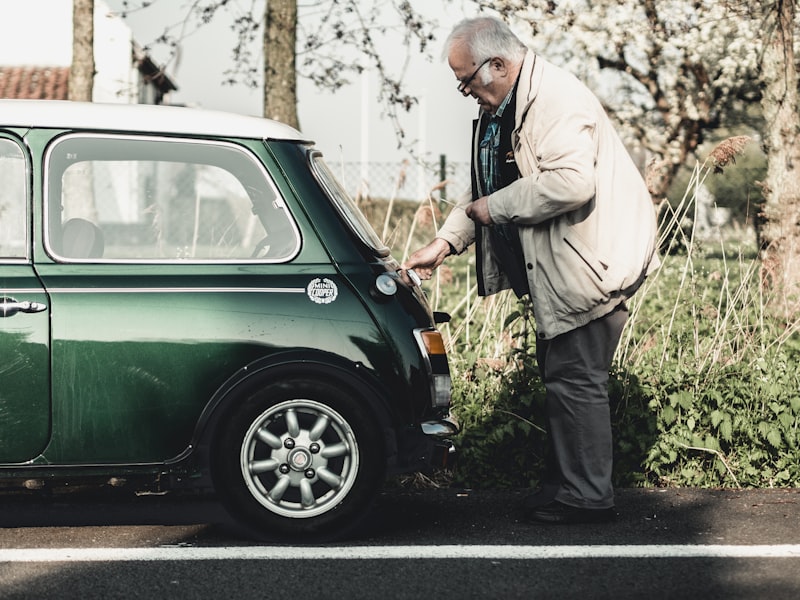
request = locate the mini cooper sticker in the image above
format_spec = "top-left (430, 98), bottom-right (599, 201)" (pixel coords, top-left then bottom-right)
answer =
top-left (307, 278), bottom-right (338, 304)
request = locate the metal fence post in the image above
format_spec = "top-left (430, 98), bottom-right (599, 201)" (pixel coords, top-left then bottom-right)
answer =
top-left (439, 154), bottom-right (447, 210)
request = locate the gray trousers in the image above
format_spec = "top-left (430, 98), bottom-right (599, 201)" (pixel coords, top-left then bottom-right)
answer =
top-left (535, 304), bottom-right (628, 509)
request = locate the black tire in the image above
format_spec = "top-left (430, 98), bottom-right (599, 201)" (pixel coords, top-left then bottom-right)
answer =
top-left (211, 377), bottom-right (386, 542)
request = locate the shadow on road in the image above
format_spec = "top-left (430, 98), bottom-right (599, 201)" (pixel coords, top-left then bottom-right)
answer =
top-left (1, 483), bottom-right (798, 547)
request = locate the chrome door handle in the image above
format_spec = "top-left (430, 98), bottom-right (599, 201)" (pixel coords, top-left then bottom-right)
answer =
top-left (0, 297), bottom-right (48, 317)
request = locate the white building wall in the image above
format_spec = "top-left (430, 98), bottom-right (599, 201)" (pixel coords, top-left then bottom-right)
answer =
top-left (93, 4), bottom-right (138, 103)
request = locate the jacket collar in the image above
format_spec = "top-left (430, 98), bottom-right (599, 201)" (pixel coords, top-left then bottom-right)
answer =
top-left (514, 50), bottom-right (542, 130)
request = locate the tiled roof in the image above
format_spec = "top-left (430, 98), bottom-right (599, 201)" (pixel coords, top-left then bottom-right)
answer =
top-left (0, 66), bottom-right (70, 100)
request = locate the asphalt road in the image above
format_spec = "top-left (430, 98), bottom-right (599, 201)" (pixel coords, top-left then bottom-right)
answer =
top-left (0, 486), bottom-right (798, 599)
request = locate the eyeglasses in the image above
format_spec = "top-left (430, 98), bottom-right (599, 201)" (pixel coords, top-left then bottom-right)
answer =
top-left (457, 58), bottom-right (492, 96)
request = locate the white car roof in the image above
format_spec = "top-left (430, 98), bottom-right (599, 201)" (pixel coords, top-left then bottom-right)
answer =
top-left (0, 99), bottom-right (311, 142)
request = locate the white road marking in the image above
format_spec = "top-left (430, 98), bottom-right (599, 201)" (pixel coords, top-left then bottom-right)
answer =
top-left (1, 545), bottom-right (799, 562)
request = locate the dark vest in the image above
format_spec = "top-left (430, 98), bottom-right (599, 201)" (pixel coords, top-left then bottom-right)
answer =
top-left (471, 87), bottom-right (529, 298)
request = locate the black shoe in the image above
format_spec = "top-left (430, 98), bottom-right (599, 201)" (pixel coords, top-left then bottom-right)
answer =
top-left (521, 486), bottom-right (558, 510)
top-left (526, 500), bottom-right (617, 524)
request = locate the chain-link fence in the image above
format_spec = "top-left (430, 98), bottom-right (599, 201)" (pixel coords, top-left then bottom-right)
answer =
top-left (331, 158), bottom-right (471, 204)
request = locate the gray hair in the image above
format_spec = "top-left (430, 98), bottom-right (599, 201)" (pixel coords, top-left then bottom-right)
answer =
top-left (442, 16), bottom-right (527, 65)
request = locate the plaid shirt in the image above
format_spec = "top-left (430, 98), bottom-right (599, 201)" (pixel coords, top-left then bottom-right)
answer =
top-left (478, 85), bottom-right (516, 194)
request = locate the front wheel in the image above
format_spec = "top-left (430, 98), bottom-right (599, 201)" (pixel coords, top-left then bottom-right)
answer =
top-left (211, 378), bottom-right (385, 541)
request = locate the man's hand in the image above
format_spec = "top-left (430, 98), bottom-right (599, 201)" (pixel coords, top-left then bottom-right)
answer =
top-left (401, 238), bottom-right (452, 281)
top-left (465, 196), bottom-right (493, 225)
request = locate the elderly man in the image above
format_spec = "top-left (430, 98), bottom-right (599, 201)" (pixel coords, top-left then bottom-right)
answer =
top-left (403, 16), bottom-right (659, 523)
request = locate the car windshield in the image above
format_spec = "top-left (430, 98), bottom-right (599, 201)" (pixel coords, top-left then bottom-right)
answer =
top-left (309, 152), bottom-right (388, 254)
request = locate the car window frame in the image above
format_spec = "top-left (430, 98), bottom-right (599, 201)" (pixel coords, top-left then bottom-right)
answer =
top-left (0, 134), bottom-right (30, 262)
top-left (42, 132), bottom-right (301, 265)
top-left (307, 150), bottom-right (390, 257)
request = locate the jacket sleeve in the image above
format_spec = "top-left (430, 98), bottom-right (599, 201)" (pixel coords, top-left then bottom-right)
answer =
top-left (435, 186), bottom-right (475, 253)
top-left (488, 111), bottom-right (597, 226)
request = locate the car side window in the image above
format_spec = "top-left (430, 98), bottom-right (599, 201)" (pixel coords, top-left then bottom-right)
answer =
top-left (45, 135), bottom-right (298, 262)
top-left (0, 139), bottom-right (27, 259)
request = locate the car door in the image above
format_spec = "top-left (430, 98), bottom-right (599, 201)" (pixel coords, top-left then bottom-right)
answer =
top-left (0, 135), bottom-right (50, 463)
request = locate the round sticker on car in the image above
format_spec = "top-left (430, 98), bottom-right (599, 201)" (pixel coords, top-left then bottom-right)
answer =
top-left (307, 278), bottom-right (338, 304)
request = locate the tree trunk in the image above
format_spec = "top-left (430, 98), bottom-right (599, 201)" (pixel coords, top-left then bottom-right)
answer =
top-left (69, 0), bottom-right (95, 102)
top-left (263, 0), bottom-right (299, 128)
top-left (758, 0), bottom-right (800, 313)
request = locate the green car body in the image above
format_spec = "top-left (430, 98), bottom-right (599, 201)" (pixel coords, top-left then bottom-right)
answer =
top-left (0, 100), bottom-right (455, 540)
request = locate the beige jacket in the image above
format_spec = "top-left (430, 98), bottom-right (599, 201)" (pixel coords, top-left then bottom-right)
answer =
top-left (437, 51), bottom-right (660, 339)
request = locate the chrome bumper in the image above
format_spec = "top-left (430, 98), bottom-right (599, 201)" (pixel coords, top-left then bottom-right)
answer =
top-left (421, 418), bottom-right (459, 438)
top-left (420, 418), bottom-right (458, 468)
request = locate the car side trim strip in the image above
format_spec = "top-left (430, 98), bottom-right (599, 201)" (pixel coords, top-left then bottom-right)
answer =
top-left (43, 287), bottom-right (307, 294)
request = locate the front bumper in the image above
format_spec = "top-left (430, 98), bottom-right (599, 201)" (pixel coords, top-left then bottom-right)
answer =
top-left (393, 418), bottom-right (458, 474)
top-left (421, 418), bottom-right (459, 438)
top-left (424, 419), bottom-right (457, 469)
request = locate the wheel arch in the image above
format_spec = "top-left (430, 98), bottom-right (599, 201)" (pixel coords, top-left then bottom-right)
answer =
top-left (191, 350), bottom-right (398, 472)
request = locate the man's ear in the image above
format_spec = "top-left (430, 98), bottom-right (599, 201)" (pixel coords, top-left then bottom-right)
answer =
top-left (490, 57), bottom-right (509, 77)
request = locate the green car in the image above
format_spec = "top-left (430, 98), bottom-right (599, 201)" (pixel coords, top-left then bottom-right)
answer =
top-left (0, 99), bottom-right (456, 541)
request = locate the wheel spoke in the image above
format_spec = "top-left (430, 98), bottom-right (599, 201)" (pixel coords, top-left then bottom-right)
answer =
top-left (255, 427), bottom-right (282, 449)
top-left (316, 466), bottom-right (342, 488)
top-left (321, 442), bottom-right (349, 459)
top-left (268, 475), bottom-right (291, 501)
top-left (250, 458), bottom-right (280, 474)
top-left (299, 479), bottom-right (315, 508)
top-left (285, 408), bottom-right (301, 438)
top-left (308, 414), bottom-right (330, 441)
